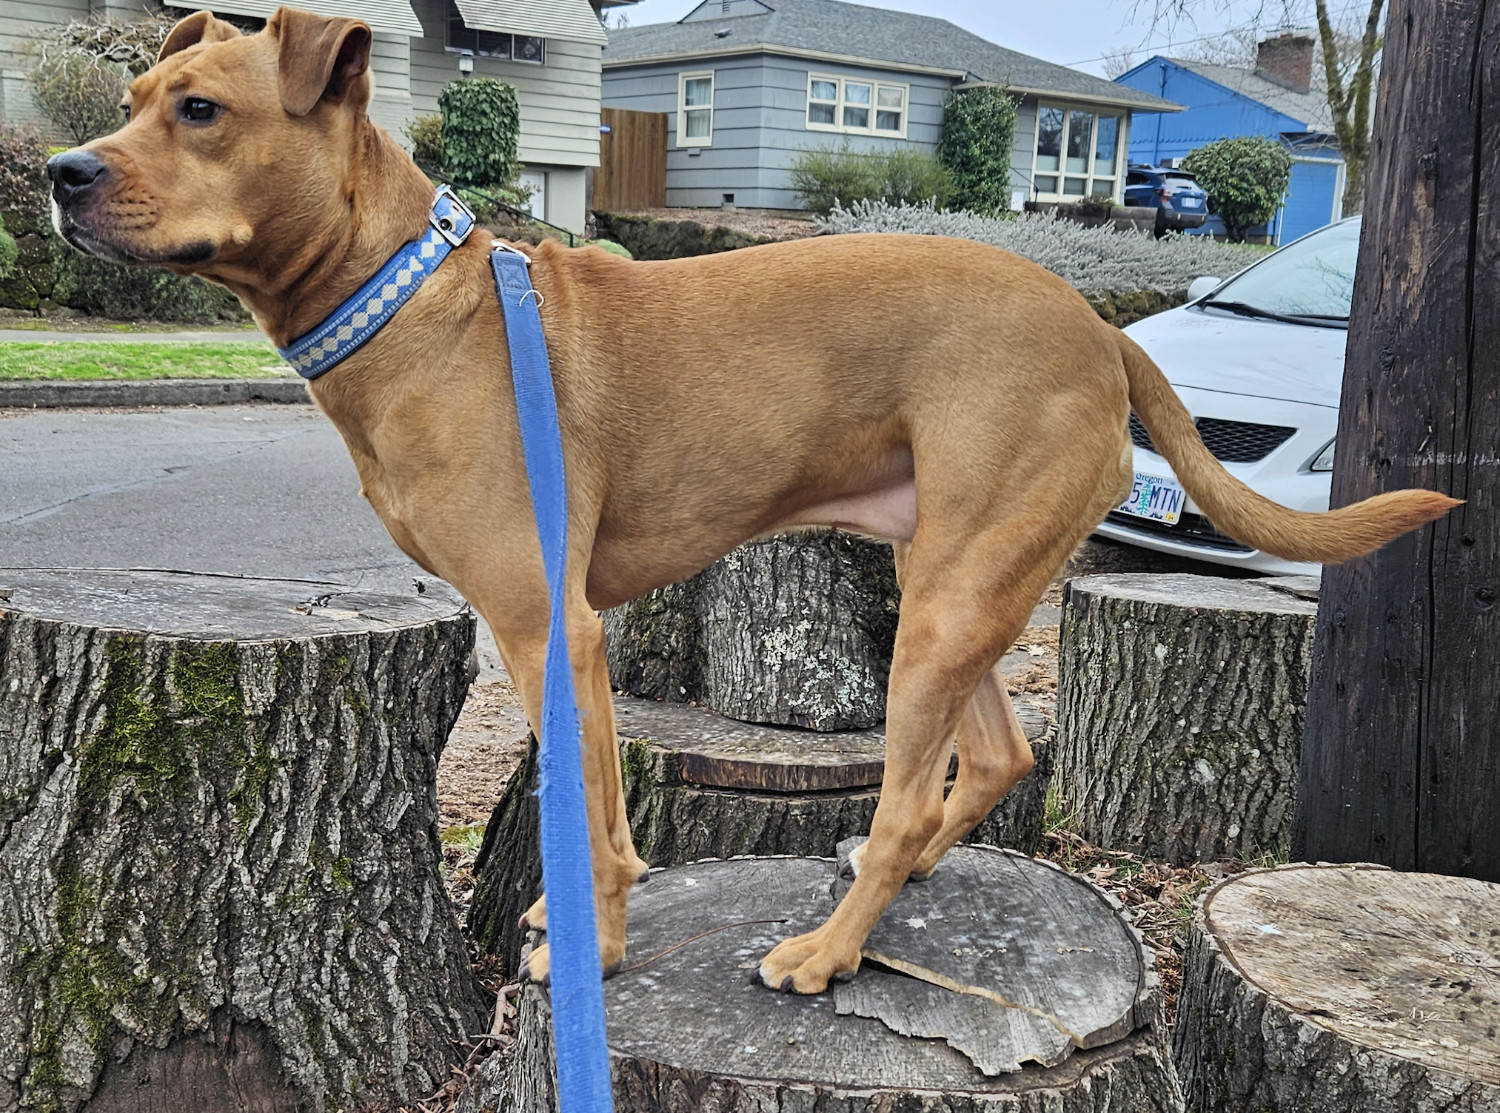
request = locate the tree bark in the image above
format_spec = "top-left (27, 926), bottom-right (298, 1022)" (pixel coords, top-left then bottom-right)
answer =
top-left (603, 531), bottom-right (900, 730)
top-left (0, 569), bottom-right (488, 1113)
top-left (1057, 574), bottom-right (1316, 864)
top-left (464, 853), bottom-right (1184, 1113)
top-left (1295, 0), bottom-right (1500, 882)
top-left (468, 698), bottom-right (1054, 978)
top-left (1173, 863), bottom-right (1500, 1112)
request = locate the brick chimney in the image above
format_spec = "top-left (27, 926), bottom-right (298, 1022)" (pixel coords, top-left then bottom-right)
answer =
top-left (1255, 32), bottom-right (1315, 93)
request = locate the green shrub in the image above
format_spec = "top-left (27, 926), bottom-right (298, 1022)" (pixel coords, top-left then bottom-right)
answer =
top-left (790, 142), bottom-right (952, 214)
top-left (937, 86), bottom-right (1018, 215)
top-left (0, 216), bottom-right (17, 281)
top-left (439, 79), bottom-right (520, 189)
top-left (28, 47), bottom-right (127, 145)
top-left (0, 123), bottom-right (50, 224)
top-left (53, 251), bottom-right (244, 323)
top-left (1181, 136), bottom-right (1293, 243)
top-left (404, 112), bottom-right (445, 178)
top-left (1059, 193), bottom-right (1117, 219)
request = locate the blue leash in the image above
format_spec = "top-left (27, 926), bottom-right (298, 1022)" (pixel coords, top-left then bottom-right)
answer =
top-left (491, 245), bottom-right (615, 1113)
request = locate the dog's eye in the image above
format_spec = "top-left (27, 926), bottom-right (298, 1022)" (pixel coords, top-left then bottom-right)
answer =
top-left (120, 103), bottom-right (131, 122)
top-left (181, 97), bottom-right (220, 123)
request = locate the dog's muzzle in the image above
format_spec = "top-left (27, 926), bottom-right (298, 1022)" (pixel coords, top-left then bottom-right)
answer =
top-left (47, 149), bottom-right (109, 213)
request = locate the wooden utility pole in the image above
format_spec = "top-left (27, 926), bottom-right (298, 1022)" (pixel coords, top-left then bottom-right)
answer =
top-left (1294, 0), bottom-right (1499, 880)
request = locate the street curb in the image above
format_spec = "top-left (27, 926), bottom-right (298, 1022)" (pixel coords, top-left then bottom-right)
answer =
top-left (0, 378), bottom-right (307, 409)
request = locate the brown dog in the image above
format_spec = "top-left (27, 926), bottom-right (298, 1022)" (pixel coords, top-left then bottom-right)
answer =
top-left (48, 7), bottom-right (1457, 994)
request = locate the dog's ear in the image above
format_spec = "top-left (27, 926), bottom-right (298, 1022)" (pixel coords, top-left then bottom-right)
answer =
top-left (157, 11), bottom-right (243, 63)
top-left (269, 7), bottom-right (373, 117)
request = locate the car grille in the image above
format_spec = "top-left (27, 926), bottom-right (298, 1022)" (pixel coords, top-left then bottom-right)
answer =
top-left (1105, 510), bottom-right (1253, 553)
top-left (1128, 414), bottom-right (1296, 463)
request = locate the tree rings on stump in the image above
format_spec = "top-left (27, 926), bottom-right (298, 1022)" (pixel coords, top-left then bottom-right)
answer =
top-left (465, 849), bottom-right (1183, 1112)
top-left (468, 696), bottom-right (1054, 977)
top-left (0, 568), bottom-right (488, 1113)
top-left (1057, 573), bottom-right (1317, 863)
top-left (1174, 863), bottom-right (1500, 1112)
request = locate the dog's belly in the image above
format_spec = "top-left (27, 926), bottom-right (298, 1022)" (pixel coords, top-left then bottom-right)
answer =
top-left (781, 477), bottom-right (918, 542)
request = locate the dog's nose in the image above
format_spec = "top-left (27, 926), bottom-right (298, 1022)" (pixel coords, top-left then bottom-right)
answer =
top-left (47, 149), bottom-right (108, 206)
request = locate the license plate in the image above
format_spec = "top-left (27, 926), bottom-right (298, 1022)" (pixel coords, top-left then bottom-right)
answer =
top-left (1180, 197), bottom-right (1203, 208)
top-left (1118, 472), bottom-right (1186, 524)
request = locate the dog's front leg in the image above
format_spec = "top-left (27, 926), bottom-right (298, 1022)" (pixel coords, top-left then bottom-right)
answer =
top-left (501, 605), bottom-right (648, 982)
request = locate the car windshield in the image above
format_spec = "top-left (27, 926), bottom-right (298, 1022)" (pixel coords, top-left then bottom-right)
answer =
top-left (1206, 218), bottom-right (1361, 320)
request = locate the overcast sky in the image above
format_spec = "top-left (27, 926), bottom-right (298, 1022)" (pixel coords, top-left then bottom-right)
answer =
top-left (608, 0), bottom-right (1321, 78)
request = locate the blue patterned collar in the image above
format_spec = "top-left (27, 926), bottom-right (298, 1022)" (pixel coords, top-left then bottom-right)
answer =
top-left (279, 185), bottom-right (476, 380)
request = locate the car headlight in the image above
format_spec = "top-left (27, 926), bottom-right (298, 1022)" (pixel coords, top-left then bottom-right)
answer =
top-left (1310, 439), bottom-right (1336, 472)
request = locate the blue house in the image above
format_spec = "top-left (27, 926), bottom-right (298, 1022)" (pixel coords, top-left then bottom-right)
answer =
top-left (1115, 34), bottom-right (1345, 243)
top-left (601, 0), bottom-right (1177, 211)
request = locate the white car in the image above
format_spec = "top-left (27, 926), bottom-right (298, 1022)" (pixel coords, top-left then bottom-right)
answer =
top-left (1097, 217), bottom-right (1361, 575)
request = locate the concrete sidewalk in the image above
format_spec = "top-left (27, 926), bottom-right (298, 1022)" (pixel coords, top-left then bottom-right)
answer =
top-left (0, 327), bottom-right (271, 344)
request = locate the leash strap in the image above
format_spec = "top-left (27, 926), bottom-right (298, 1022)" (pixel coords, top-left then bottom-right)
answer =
top-left (490, 245), bottom-right (614, 1113)
top-left (279, 186), bottom-right (475, 380)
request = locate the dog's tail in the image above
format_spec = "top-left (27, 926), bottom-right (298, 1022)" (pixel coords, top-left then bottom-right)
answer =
top-left (1118, 331), bottom-right (1459, 565)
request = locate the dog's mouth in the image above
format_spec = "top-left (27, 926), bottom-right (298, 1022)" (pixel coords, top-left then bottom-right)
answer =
top-left (52, 201), bottom-right (215, 268)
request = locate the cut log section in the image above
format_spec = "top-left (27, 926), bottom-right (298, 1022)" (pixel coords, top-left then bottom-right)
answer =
top-left (0, 568), bottom-right (488, 1113)
top-left (1173, 863), bottom-right (1500, 1113)
top-left (1056, 573), bottom-right (1317, 864)
top-left (461, 850), bottom-right (1183, 1112)
top-left (467, 696), bottom-right (1054, 977)
top-left (603, 530), bottom-right (901, 730)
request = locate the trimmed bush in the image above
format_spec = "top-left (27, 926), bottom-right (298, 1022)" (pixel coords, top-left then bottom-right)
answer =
top-left (52, 252), bottom-right (243, 323)
top-left (0, 217), bottom-right (17, 281)
top-left (819, 200), bottom-right (1263, 299)
top-left (439, 79), bottom-right (520, 189)
top-left (790, 142), bottom-right (953, 214)
top-left (937, 86), bottom-right (1018, 215)
top-left (1181, 137), bottom-right (1293, 243)
top-left (404, 112), bottom-right (445, 178)
top-left (27, 46), bottom-right (127, 145)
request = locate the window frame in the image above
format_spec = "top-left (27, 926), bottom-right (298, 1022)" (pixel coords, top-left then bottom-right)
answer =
top-left (806, 72), bottom-right (909, 138)
top-left (677, 70), bottom-right (715, 147)
top-left (1030, 101), bottom-right (1123, 202)
top-left (444, 2), bottom-right (545, 64)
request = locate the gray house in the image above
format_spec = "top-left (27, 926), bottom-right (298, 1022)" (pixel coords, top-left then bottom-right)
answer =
top-left (601, 0), bottom-right (1179, 210)
top-left (1, 0), bottom-right (637, 233)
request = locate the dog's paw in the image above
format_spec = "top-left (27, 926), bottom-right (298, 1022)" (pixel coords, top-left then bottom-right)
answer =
top-left (757, 929), bottom-right (861, 995)
top-left (519, 942), bottom-right (551, 986)
top-left (519, 894), bottom-right (547, 933)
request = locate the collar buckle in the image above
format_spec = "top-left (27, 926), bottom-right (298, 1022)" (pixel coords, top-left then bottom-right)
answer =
top-left (430, 184), bottom-right (475, 247)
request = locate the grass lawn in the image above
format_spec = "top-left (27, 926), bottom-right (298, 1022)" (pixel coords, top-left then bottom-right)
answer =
top-left (0, 342), bottom-right (289, 380)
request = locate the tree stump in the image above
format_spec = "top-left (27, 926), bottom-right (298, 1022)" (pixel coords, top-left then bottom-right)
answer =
top-left (0, 568), bottom-right (488, 1113)
top-left (467, 696), bottom-right (1054, 977)
top-left (461, 848), bottom-right (1183, 1112)
top-left (603, 530), bottom-right (900, 730)
top-left (1173, 863), bottom-right (1500, 1112)
top-left (1056, 574), bottom-right (1317, 864)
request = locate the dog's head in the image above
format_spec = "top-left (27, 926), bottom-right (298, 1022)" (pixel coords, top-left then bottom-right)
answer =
top-left (47, 7), bottom-right (374, 282)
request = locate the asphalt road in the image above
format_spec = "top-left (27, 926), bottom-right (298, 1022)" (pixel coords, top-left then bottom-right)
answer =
top-left (0, 403), bottom-right (423, 594)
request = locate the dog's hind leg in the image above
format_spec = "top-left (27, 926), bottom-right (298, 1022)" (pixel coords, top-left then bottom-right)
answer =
top-left (845, 545), bottom-right (1036, 884)
top-left (759, 519), bottom-right (1070, 994)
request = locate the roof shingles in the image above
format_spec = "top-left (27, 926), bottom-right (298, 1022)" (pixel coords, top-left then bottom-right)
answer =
top-left (603, 0), bottom-right (1178, 111)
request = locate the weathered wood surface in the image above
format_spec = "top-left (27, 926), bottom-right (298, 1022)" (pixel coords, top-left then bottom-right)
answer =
top-left (464, 853), bottom-right (1183, 1112)
top-left (0, 568), bottom-right (488, 1113)
top-left (1057, 574), bottom-right (1316, 864)
top-left (1174, 863), bottom-right (1500, 1112)
top-left (468, 697), bottom-right (1054, 976)
top-left (1295, 0), bottom-right (1499, 883)
top-left (603, 530), bottom-right (901, 730)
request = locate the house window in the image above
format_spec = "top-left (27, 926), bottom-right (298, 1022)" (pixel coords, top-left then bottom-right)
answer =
top-left (445, 3), bottom-right (544, 63)
top-left (806, 73), bottom-right (907, 137)
top-left (678, 71), bottom-right (714, 147)
top-left (1031, 104), bottom-right (1122, 200)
